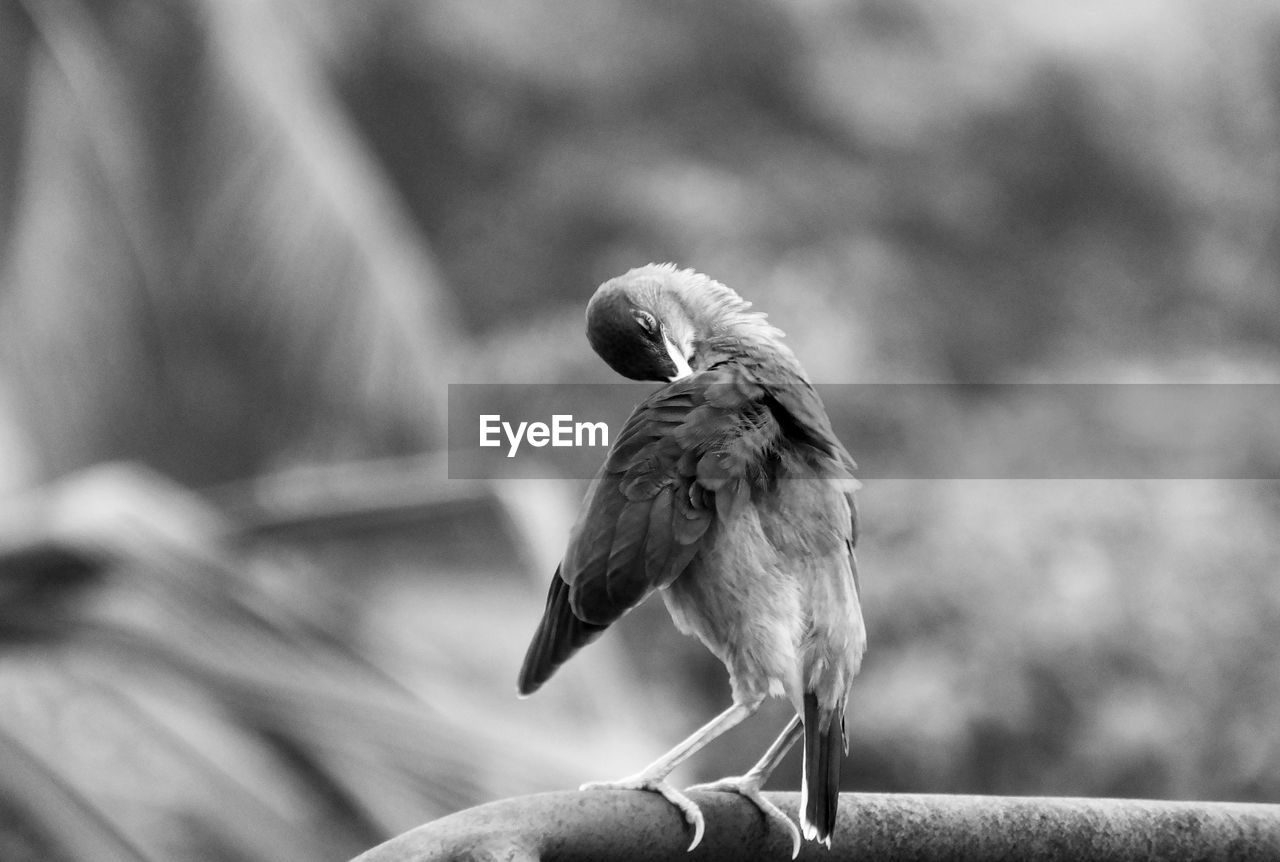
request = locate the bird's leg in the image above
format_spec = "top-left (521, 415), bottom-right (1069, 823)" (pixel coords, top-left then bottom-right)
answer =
top-left (687, 715), bottom-right (805, 858)
top-left (581, 700), bottom-right (758, 851)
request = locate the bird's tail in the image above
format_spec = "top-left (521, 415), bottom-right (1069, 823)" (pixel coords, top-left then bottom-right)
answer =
top-left (800, 692), bottom-right (843, 846)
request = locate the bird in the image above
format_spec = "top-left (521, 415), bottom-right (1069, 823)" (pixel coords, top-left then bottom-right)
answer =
top-left (517, 263), bottom-right (865, 855)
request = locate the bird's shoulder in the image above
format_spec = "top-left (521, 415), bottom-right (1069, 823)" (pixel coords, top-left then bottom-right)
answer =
top-left (602, 360), bottom-right (825, 494)
top-left (705, 350), bottom-right (856, 476)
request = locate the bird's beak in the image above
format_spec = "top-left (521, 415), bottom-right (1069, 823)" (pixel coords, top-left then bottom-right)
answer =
top-left (663, 334), bottom-right (694, 381)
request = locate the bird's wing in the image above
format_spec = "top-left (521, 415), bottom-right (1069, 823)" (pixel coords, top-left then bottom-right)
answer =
top-left (563, 372), bottom-right (752, 624)
top-left (518, 367), bottom-right (783, 694)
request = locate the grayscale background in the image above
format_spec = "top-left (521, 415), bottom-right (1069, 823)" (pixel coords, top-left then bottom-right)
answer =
top-left (0, 1), bottom-right (1277, 860)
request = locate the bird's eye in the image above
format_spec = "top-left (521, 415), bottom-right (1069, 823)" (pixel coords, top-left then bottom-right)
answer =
top-left (634, 311), bottom-right (658, 336)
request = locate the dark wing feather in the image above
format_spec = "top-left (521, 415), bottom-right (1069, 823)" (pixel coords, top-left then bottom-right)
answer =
top-left (517, 369), bottom-right (774, 694)
top-left (565, 378), bottom-right (732, 624)
top-left (517, 568), bottom-right (607, 696)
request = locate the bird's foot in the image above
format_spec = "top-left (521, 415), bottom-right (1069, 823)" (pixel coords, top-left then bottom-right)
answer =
top-left (581, 774), bottom-right (706, 851)
top-left (687, 774), bottom-right (802, 859)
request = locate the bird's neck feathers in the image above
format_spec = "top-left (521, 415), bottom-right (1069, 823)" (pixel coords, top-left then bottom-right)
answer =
top-left (657, 265), bottom-right (799, 371)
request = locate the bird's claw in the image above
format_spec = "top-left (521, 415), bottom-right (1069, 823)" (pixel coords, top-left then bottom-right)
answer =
top-left (687, 775), bottom-right (802, 859)
top-left (581, 775), bottom-right (706, 851)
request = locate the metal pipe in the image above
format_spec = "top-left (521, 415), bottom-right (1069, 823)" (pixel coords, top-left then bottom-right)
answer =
top-left (353, 790), bottom-right (1280, 862)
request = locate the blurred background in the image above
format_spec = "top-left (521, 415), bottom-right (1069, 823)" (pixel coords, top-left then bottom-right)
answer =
top-left (1, 0), bottom-right (1279, 859)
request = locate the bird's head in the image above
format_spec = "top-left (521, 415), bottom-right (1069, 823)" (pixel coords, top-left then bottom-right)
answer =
top-left (586, 263), bottom-right (783, 382)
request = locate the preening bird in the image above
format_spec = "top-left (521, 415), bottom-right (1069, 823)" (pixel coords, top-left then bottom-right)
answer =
top-left (517, 263), bottom-right (866, 855)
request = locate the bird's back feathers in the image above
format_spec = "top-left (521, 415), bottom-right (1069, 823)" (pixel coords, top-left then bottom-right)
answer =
top-left (518, 362), bottom-right (856, 693)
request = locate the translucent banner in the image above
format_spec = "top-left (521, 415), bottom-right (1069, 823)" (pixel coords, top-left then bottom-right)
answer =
top-left (447, 383), bottom-right (1280, 480)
